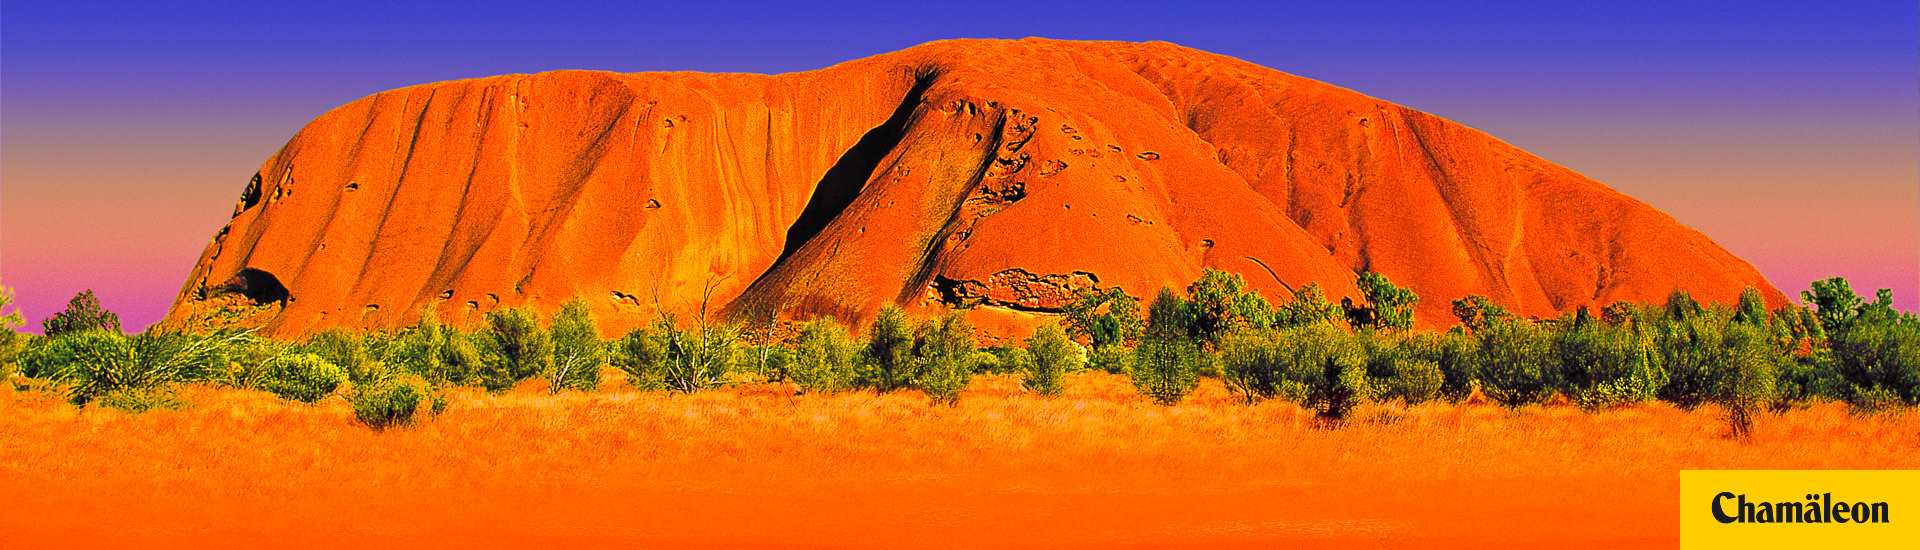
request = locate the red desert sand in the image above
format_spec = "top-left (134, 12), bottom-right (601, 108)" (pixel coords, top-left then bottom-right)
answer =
top-left (168, 38), bottom-right (1781, 338)
top-left (4, 373), bottom-right (1916, 548)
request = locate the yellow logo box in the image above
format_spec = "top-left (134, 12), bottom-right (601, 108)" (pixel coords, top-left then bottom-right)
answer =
top-left (1681, 470), bottom-right (1918, 549)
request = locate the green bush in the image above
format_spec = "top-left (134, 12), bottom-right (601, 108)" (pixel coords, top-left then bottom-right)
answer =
top-left (41, 290), bottom-right (121, 336)
top-left (1023, 325), bottom-right (1081, 397)
top-left (1771, 350), bottom-right (1844, 411)
top-left (29, 330), bottom-right (237, 407)
top-left (1218, 331), bottom-right (1272, 403)
top-left (1088, 345), bottom-right (1133, 375)
top-left (547, 299), bottom-right (604, 393)
top-left (737, 343), bottom-right (794, 382)
top-left (907, 312), bottom-right (975, 403)
top-left (1186, 269), bottom-right (1273, 345)
top-left (1273, 283), bottom-right (1342, 329)
top-left (611, 324), bottom-right (669, 390)
top-left (1352, 271), bottom-right (1419, 332)
top-left (1654, 307), bottom-right (1726, 409)
top-left (860, 306), bottom-right (915, 391)
top-left (1133, 288), bottom-right (1201, 405)
top-left (1715, 323), bottom-right (1779, 438)
top-left (1273, 325), bottom-right (1369, 420)
top-left (1827, 289), bottom-right (1920, 407)
top-left (259, 352), bottom-right (347, 403)
top-left (296, 329), bottom-right (381, 385)
top-left (986, 345), bottom-right (1033, 375)
top-left (477, 307), bottom-right (552, 392)
top-left (385, 307), bottom-right (483, 386)
top-left (1402, 331), bottom-right (1479, 402)
top-left (1552, 315), bottom-right (1663, 410)
top-left (350, 376), bottom-right (429, 430)
top-left (788, 319), bottom-right (859, 393)
top-left (1132, 333), bottom-right (1201, 405)
top-left (1062, 288), bottom-right (1143, 350)
top-left (1476, 319), bottom-right (1554, 407)
top-left (0, 283), bottom-right (24, 377)
top-left (1389, 356), bottom-right (1444, 405)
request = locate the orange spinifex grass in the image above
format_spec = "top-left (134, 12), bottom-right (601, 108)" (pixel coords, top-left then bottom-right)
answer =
top-left (3, 373), bottom-right (1916, 548)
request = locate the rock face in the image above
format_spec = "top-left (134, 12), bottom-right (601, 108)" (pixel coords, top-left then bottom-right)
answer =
top-left (168, 38), bottom-right (1784, 337)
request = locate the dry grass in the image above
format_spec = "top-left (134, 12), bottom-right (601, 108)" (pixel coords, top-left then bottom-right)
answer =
top-left (3, 372), bottom-right (1916, 548)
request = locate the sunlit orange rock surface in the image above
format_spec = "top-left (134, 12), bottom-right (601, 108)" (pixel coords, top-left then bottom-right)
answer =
top-left (168, 38), bottom-right (1783, 336)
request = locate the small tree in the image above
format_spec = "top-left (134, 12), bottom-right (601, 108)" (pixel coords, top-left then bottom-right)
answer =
top-left (861, 305), bottom-right (915, 391)
top-left (477, 307), bottom-right (552, 392)
top-left (1716, 323), bottom-right (1780, 438)
top-left (1023, 324), bottom-right (1081, 397)
top-left (1132, 287), bottom-right (1201, 405)
top-left (1477, 318), bottom-right (1553, 407)
top-left (610, 324), bottom-right (669, 390)
top-left (908, 312), bottom-right (975, 403)
top-left (1353, 271), bottom-right (1418, 331)
top-left (1450, 295), bottom-right (1510, 334)
top-left (1273, 283), bottom-right (1341, 328)
top-left (789, 318), bottom-right (858, 393)
top-left (1062, 288), bottom-right (1142, 350)
top-left (1552, 314), bottom-right (1662, 410)
top-left (43, 290), bottom-right (121, 336)
top-left (1732, 287), bottom-right (1770, 327)
top-left (1186, 269), bottom-right (1272, 345)
top-left (1273, 324), bottom-right (1369, 421)
top-left (1802, 277), bottom-right (1865, 338)
top-left (547, 298), bottom-right (604, 393)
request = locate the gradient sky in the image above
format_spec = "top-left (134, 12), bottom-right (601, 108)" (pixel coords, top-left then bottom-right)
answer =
top-left (4, 1), bottom-right (1916, 330)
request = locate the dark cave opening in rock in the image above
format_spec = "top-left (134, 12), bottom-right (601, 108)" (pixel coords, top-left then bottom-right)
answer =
top-left (223, 268), bottom-right (291, 305)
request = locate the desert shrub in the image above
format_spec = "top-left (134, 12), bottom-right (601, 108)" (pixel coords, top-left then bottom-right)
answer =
top-left (1062, 288), bottom-right (1143, 350)
top-left (1186, 269), bottom-right (1273, 345)
top-left (986, 345), bottom-right (1033, 375)
top-left (1132, 333), bottom-right (1201, 405)
top-left (350, 376), bottom-right (430, 430)
top-left (1402, 331), bottom-right (1479, 402)
top-left (383, 306), bottom-right (482, 385)
top-left (546, 298), bottom-right (603, 393)
top-left (1654, 307), bottom-right (1727, 409)
top-left (610, 324), bottom-right (669, 390)
top-left (1802, 277), bottom-right (1866, 338)
top-left (1132, 288), bottom-right (1202, 405)
top-left (1716, 323), bottom-right (1780, 438)
top-left (1823, 286), bottom-right (1920, 408)
top-left (1351, 271), bottom-right (1419, 332)
top-left (1023, 325), bottom-right (1081, 397)
top-left (0, 283), bottom-right (24, 377)
top-left (1449, 295), bottom-right (1511, 334)
top-left (1388, 356), bottom-right (1444, 405)
top-left (1218, 331), bottom-right (1276, 403)
top-left (1552, 314), bottom-right (1663, 410)
top-left (211, 332), bottom-right (290, 389)
top-left (1771, 350), bottom-right (1844, 411)
top-left (34, 330), bottom-right (237, 407)
top-left (42, 290), bottom-right (121, 336)
top-left (476, 307), bottom-right (552, 392)
top-left (1273, 325), bottom-right (1370, 420)
top-left (1088, 345), bottom-right (1133, 375)
top-left (737, 343), bottom-right (794, 383)
top-left (906, 312), bottom-right (975, 403)
top-left (296, 329), bottom-right (381, 385)
top-left (860, 306), bottom-right (915, 391)
top-left (1476, 319), bottom-right (1554, 407)
top-left (1273, 283), bottom-right (1342, 328)
top-left (259, 352), bottom-right (347, 403)
top-left (788, 319), bottom-right (859, 393)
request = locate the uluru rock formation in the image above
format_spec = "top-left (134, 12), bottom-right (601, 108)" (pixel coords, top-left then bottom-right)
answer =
top-left (167, 38), bottom-right (1784, 337)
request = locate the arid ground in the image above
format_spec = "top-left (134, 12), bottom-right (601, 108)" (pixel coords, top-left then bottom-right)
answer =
top-left (4, 373), bottom-right (1915, 548)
